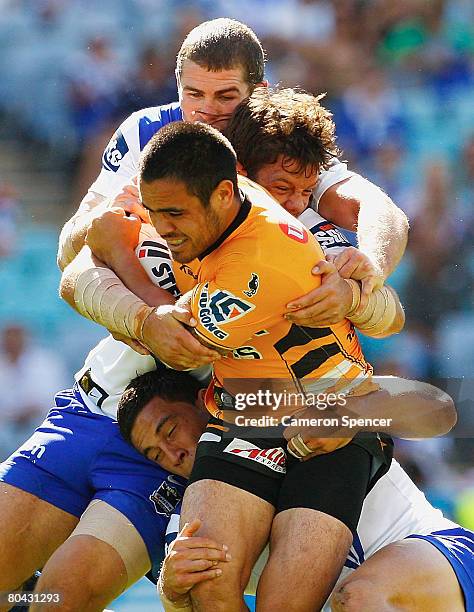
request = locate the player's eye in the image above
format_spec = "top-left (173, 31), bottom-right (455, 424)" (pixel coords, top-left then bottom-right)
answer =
top-left (274, 186), bottom-right (289, 193)
top-left (187, 92), bottom-right (202, 98)
top-left (219, 95), bottom-right (236, 102)
top-left (168, 425), bottom-right (176, 438)
top-left (168, 211), bottom-right (183, 217)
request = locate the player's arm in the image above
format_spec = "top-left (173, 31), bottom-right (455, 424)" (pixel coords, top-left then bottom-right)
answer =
top-left (285, 258), bottom-right (405, 337)
top-left (59, 245), bottom-right (220, 370)
top-left (284, 377), bottom-right (457, 460)
top-left (318, 174), bottom-right (409, 288)
top-left (57, 190), bottom-right (107, 270)
top-left (57, 113), bottom-right (143, 270)
top-left (158, 519), bottom-right (229, 611)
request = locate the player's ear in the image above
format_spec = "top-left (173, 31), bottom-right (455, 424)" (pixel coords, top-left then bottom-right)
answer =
top-left (212, 179), bottom-right (234, 207)
top-left (236, 161), bottom-right (248, 176)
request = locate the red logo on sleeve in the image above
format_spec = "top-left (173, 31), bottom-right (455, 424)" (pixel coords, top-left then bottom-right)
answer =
top-left (279, 223), bottom-right (309, 243)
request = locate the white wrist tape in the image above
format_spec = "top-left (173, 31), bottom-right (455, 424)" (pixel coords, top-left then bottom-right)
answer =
top-left (158, 573), bottom-right (193, 612)
top-left (349, 285), bottom-right (398, 335)
top-left (73, 266), bottom-right (154, 340)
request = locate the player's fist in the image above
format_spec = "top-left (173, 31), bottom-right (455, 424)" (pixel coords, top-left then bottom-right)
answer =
top-left (86, 207), bottom-right (141, 267)
top-left (112, 178), bottom-right (149, 222)
top-left (327, 248), bottom-right (384, 314)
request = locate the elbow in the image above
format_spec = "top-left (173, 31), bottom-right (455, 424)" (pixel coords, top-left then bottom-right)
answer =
top-left (424, 384), bottom-right (457, 437)
top-left (435, 390), bottom-right (457, 436)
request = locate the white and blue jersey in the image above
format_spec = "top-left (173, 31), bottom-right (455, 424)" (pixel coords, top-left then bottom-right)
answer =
top-left (89, 101), bottom-right (353, 205)
top-left (164, 461), bottom-right (474, 611)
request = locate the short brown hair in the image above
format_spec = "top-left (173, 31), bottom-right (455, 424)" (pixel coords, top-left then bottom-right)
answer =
top-left (225, 88), bottom-right (340, 179)
top-left (176, 18), bottom-right (265, 87)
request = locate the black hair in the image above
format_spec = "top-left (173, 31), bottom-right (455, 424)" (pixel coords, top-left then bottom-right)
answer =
top-left (139, 121), bottom-right (239, 205)
top-left (117, 368), bottom-right (201, 445)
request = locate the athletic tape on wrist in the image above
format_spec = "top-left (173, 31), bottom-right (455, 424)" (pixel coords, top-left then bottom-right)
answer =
top-left (350, 286), bottom-right (397, 334)
top-left (74, 266), bottom-right (154, 339)
top-left (158, 573), bottom-right (193, 612)
top-left (345, 279), bottom-right (362, 318)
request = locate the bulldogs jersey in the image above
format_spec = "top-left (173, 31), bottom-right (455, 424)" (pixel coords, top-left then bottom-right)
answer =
top-left (89, 102), bottom-right (353, 204)
top-left (172, 176), bottom-right (371, 413)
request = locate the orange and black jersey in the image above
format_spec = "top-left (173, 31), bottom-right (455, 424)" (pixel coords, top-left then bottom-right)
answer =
top-left (173, 176), bottom-right (372, 410)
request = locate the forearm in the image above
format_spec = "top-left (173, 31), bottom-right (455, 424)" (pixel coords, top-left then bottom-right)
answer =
top-left (104, 247), bottom-right (175, 307)
top-left (353, 180), bottom-right (409, 279)
top-left (318, 176), bottom-right (409, 279)
top-left (57, 192), bottom-right (107, 270)
top-left (60, 246), bottom-right (172, 341)
top-left (345, 378), bottom-right (456, 438)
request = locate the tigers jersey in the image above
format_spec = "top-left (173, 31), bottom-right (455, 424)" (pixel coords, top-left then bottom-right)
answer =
top-left (90, 102), bottom-right (353, 203)
top-left (173, 176), bottom-right (370, 409)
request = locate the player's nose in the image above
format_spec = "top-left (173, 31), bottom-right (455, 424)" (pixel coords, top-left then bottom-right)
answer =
top-left (195, 100), bottom-right (220, 120)
top-left (167, 446), bottom-right (186, 467)
top-left (284, 194), bottom-right (306, 217)
top-left (152, 215), bottom-right (176, 236)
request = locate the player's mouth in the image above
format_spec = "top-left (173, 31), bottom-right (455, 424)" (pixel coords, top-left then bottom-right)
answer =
top-left (166, 238), bottom-right (187, 251)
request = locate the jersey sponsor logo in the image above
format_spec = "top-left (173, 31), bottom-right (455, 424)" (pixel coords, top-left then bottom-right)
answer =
top-left (179, 264), bottom-right (198, 280)
top-left (311, 222), bottom-right (350, 249)
top-left (149, 479), bottom-right (182, 516)
top-left (243, 273), bottom-right (259, 298)
top-left (232, 346), bottom-right (263, 359)
top-left (279, 222), bottom-right (309, 243)
top-left (209, 290), bottom-right (254, 324)
top-left (198, 284), bottom-right (255, 340)
top-left (198, 283), bottom-right (228, 340)
top-left (138, 241), bottom-right (179, 297)
top-left (224, 439), bottom-right (286, 473)
top-left (102, 129), bottom-right (129, 172)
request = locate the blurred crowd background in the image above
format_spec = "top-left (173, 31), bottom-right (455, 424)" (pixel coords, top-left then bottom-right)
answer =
top-left (0, 0), bottom-right (473, 581)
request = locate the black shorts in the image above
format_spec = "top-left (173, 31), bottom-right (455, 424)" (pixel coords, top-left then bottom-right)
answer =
top-left (189, 418), bottom-right (393, 534)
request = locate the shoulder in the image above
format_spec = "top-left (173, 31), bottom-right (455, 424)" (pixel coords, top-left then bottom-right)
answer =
top-left (117, 102), bottom-right (182, 150)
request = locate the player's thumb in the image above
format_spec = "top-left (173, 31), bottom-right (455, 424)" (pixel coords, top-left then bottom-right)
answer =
top-left (173, 306), bottom-right (197, 327)
top-left (312, 259), bottom-right (337, 277)
top-left (180, 519), bottom-right (201, 537)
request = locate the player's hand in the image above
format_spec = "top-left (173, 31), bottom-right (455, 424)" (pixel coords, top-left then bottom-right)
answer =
top-left (159, 519), bottom-right (230, 602)
top-left (112, 179), bottom-right (149, 222)
top-left (86, 206), bottom-right (142, 267)
top-left (140, 304), bottom-right (221, 370)
top-left (327, 247), bottom-right (384, 314)
top-left (110, 331), bottom-right (151, 356)
top-left (283, 413), bottom-right (353, 460)
top-left (285, 260), bottom-right (353, 327)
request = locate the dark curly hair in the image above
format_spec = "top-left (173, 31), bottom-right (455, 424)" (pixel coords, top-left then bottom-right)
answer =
top-left (225, 87), bottom-right (340, 179)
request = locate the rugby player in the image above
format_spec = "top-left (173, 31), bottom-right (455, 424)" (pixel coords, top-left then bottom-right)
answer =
top-left (124, 121), bottom-right (400, 611)
top-left (116, 368), bottom-right (471, 612)
top-left (0, 85), bottom-right (405, 611)
top-left (57, 18), bottom-right (409, 368)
